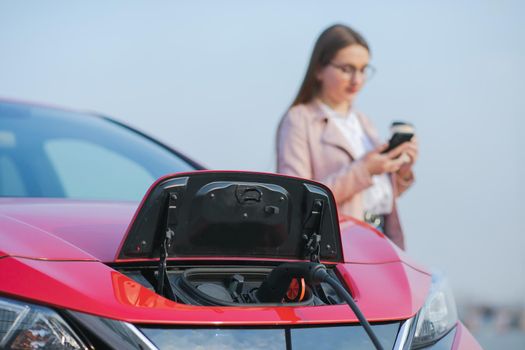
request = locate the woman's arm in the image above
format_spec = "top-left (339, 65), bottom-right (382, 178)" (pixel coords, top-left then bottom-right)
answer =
top-left (317, 159), bottom-right (373, 205)
top-left (277, 109), bottom-right (374, 205)
top-left (276, 108), bottom-right (314, 180)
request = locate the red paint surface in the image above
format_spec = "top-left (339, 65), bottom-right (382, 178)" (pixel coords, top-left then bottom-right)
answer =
top-left (339, 217), bottom-right (399, 263)
top-left (0, 213), bottom-right (95, 261)
top-left (0, 197), bottom-right (432, 325)
top-left (0, 256), bottom-right (430, 325)
top-left (0, 192), bottom-right (480, 347)
top-left (339, 216), bottom-right (430, 272)
top-left (453, 323), bottom-right (483, 349)
top-left (0, 199), bottom-right (136, 262)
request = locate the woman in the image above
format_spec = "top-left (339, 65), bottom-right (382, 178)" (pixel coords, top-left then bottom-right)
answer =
top-left (276, 24), bottom-right (418, 250)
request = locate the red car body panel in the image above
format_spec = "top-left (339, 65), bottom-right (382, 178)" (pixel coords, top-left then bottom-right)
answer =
top-left (0, 198), bottom-right (424, 267)
top-left (339, 216), bottom-right (430, 273)
top-left (0, 211), bottom-right (95, 261)
top-left (0, 257), bottom-right (429, 325)
top-left (0, 198), bottom-right (432, 325)
top-left (453, 323), bottom-right (483, 350)
top-left (0, 198), bottom-right (135, 262)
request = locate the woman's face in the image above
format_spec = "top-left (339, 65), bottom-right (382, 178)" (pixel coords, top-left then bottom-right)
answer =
top-left (316, 44), bottom-right (370, 109)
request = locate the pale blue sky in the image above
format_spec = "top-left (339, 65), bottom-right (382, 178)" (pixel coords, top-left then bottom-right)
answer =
top-left (1, 0), bottom-right (524, 304)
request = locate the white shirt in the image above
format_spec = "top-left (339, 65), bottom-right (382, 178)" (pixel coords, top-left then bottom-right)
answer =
top-left (319, 103), bottom-right (393, 215)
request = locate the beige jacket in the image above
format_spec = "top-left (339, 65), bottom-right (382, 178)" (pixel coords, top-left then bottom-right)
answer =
top-left (276, 100), bottom-right (413, 249)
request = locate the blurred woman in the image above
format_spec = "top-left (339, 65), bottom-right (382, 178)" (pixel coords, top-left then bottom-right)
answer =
top-left (276, 24), bottom-right (418, 249)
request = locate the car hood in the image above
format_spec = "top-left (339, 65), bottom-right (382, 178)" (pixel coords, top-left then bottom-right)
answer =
top-left (0, 197), bottom-right (431, 325)
top-left (0, 198), bottom-right (137, 261)
top-left (0, 197), bottom-right (425, 269)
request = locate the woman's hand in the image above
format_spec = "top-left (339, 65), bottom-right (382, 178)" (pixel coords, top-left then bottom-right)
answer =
top-left (397, 137), bottom-right (418, 179)
top-left (401, 137), bottom-right (418, 164)
top-left (363, 142), bottom-right (412, 175)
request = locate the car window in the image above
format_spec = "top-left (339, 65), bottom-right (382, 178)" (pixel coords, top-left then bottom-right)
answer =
top-left (0, 155), bottom-right (26, 196)
top-left (0, 101), bottom-right (197, 201)
top-left (45, 139), bottom-right (154, 200)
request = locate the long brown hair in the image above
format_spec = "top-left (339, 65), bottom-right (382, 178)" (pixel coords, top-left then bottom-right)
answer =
top-left (292, 24), bottom-right (370, 106)
top-left (275, 24), bottom-right (370, 171)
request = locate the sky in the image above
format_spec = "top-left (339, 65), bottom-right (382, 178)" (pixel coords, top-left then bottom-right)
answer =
top-left (0, 0), bottom-right (524, 305)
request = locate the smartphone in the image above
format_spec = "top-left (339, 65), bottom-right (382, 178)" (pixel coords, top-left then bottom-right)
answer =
top-left (382, 121), bottom-right (414, 153)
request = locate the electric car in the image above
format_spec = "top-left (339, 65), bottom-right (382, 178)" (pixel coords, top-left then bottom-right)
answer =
top-left (0, 99), bottom-right (481, 349)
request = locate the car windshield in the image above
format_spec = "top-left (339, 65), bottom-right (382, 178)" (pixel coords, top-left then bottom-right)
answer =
top-left (0, 101), bottom-right (196, 201)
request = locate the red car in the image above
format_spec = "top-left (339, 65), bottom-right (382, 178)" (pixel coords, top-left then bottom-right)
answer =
top-left (0, 99), bottom-right (481, 349)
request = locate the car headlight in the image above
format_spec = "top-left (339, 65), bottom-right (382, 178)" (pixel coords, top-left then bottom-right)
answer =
top-left (0, 296), bottom-right (87, 350)
top-left (411, 272), bottom-right (458, 348)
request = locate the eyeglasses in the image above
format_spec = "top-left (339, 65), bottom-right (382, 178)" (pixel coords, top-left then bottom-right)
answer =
top-left (328, 62), bottom-right (376, 80)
